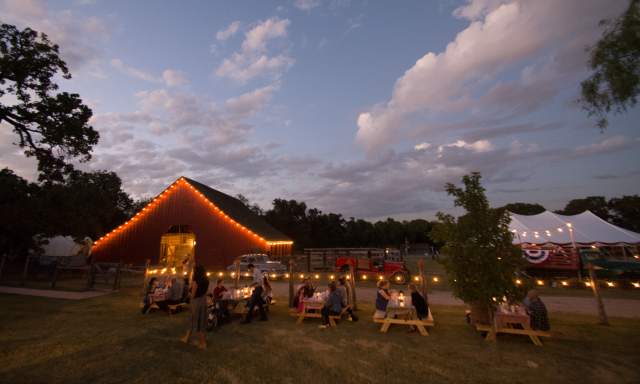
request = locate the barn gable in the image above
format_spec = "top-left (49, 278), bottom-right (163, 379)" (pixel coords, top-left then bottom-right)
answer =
top-left (91, 177), bottom-right (291, 268)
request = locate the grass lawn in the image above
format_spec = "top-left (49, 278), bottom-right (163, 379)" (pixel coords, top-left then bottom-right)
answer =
top-left (1, 287), bottom-right (639, 384)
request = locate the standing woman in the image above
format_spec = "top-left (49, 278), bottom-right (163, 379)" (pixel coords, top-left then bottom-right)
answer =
top-left (181, 264), bottom-right (209, 349)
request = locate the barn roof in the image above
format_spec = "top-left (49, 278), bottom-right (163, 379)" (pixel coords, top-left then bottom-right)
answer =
top-left (183, 177), bottom-right (290, 242)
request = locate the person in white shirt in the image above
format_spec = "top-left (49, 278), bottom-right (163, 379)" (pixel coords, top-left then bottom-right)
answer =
top-left (242, 264), bottom-right (267, 323)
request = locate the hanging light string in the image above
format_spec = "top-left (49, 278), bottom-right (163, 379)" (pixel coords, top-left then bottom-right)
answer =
top-left (92, 177), bottom-right (293, 250)
top-left (142, 267), bottom-right (638, 289)
top-left (511, 222), bottom-right (574, 240)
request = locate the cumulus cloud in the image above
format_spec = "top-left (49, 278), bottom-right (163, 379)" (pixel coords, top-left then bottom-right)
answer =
top-left (111, 58), bottom-right (158, 82)
top-left (111, 58), bottom-right (188, 87)
top-left (162, 69), bottom-right (188, 87)
top-left (294, 0), bottom-right (321, 11)
top-left (355, 0), bottom-right (627, 154)
top-left (225, 84), bottom-right (279, 118)
top-left (0, 0), bottom-right (110, 69)
top-left (216, 17), bottom-right (294, 83)
top-left (216, 20), bottom-right (241, 41)
top-left (574, 136), bottom-right (639, 157)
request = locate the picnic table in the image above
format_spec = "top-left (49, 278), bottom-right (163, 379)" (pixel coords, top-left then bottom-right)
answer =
top-left (373, 292), bottom-right (434, 336)
top-left (475, 304), bottom-right (551, 346)
top-left (295, 291), bottom-right (327, 325)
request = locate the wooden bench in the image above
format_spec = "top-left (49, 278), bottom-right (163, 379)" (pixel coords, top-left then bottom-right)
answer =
top-left (475, 323), bottom-right (551, 346)
top-left (293, 303), bottom-right (353, 327)
top-left (373, 309), bottom-right (434, 336)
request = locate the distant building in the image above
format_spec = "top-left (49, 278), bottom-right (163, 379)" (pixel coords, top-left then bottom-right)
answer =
top-left (91, 177), bottom-right (291, 269)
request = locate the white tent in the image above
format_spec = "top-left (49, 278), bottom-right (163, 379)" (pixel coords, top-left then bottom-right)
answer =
top-left (509, 210), bottom-right (640, 245)
top-left (40, 236), bottom-right (83, 257)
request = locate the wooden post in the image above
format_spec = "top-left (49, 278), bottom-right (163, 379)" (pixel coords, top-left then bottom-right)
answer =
top-left (113, 262), bottom-right (122, 290)
top-left (587, 262), bottom-right (609, 326)
top-left (0, 254), bottom-right (6, 282)
top-left (234, 259), bottom-right (240, 289)
top-left (142, 259), bottom-right (150, 294)
top-left (288, 258), bottom-right (295, 307)
top-left (418, 257), bottom-right (428, 302)
top-left (349, 264), bottom-right (357, 311)
top-left (86, 263), bottom-right (95, 290)
top-left (21, 255), bottom-right (30, 286)
top-left (50, 257), bottom-right (59, 289)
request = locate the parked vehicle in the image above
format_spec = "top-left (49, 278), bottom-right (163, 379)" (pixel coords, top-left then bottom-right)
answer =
top-left (225, 253), bottom-right (287, 275)
top-left (303, 248), bottom-right (411, 283)
top-left (579, 248), bottom-right (640, 280)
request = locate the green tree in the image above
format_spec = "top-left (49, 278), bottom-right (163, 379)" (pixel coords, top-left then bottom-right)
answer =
top-left (580, 0), bottom-right (640, 129)
top-left (37, 171), bottom-right (134, 239)
top-left (0, 168), bottom-right (42, 259)
top-left (0, 24), bottom-right (99, 182)
top-left (608, 195), bottom-right (640, 231)
top-left (502, 202), bottom-right (546, 215)
top-left (431, 173), bottom-right (523, 311)
top-left (555, 196), bottom-right (610, 220)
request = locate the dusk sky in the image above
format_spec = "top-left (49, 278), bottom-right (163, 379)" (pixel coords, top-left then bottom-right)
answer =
top-left (1, 0), bottom-right (638, 220)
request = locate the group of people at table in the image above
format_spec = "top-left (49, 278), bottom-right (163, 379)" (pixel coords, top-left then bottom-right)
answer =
top-left (143, 264), bottom-right (550, 349)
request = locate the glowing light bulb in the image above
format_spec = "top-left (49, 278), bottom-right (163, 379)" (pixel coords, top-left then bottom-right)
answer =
top-left (515, 279), bottom-right (522, 285)
top-left (536, 280), bottom-right (544, 286)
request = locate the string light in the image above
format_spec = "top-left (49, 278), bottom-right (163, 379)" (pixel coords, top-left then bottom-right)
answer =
top-left (218, 272), bottom-right (224, 277)
top-left (585, 281), bottom-right (592, 287)
top-left (561, 281), bottom-right (569, 286)
top-left (314, 274), bottom-right (320, 280)
top-left (606, 281), bottom-right (615, 287)
top-left (93, 177), bottom-right (295, 252)
top-left (536, 279), bottom-right (544, 286)
top-left (395, 275), bottom-right (401, 281)
top-left (284, 273), bottom-right (290, 278)
top-left (432, 276), bottom-right (439, 283)
top-left (413, 276), bottom-right (420, 282)
top-left (378, 275), bottom-right (384, 280)
top-left (362, 275), bottom-right (368, 280)
top-left (515, 279), bottom-right (522, 285)
top-left (632, 282), bottom-right (640, 288)
top-left (329, 275), bottom-right (335, 280)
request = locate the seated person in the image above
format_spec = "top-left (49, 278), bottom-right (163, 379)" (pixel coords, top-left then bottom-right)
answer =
top-left (524, 289), bottom-right (550, 331)
top-left (336, 277), bottom-right (358, 321)
top-left (319, 282), bottom-right (343, 329)
top-left (242, 264), bottom-right (267, 323)
top-left (374, 280), bottom-right (391, 319)
top-left (408, 284), bottom-right (429, 320)
top-left (262, 276), bottom-right (273, 305)
top-left (156, 277), bottom-right (185, 312)
top-left (293, 278), bottom-right (315, 311)
top-left (142, 277), bottom-right (158, 314)
top-left (212, 278), bottom-right (227, 301)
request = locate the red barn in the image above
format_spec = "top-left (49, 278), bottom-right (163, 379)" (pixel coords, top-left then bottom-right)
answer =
top-left (91, 177), bottom-right (292, 269)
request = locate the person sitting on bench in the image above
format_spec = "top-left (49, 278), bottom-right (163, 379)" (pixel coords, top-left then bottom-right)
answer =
top-left (319, 281), bottom-right (343, 329)
top-left (524, 289), bottom-right (550, 331)
top-left (408, 284), bottom-right (429, 320)
top-left (156, 277), bottom-right (185, 313)
top-left (242, 264), bottom-right (267, 323)
top-left (337, 277), bottom-right (358, 321)
top-left (142, 277), bottom-right (158, 314)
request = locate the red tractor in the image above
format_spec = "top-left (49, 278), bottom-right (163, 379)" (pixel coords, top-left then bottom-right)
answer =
top-left (303, 248), bottom-right (411, 283)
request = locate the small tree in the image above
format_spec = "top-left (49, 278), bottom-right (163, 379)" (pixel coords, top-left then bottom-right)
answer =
top-left (432, 173), bottom-right (523, 320)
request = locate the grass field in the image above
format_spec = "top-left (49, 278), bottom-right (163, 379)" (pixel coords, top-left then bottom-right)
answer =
top-left (1, 287), bottom-right (639, 384)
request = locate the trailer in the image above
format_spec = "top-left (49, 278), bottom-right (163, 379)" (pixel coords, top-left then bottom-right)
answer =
top-left (302, 247), bottom-right (411, 283)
